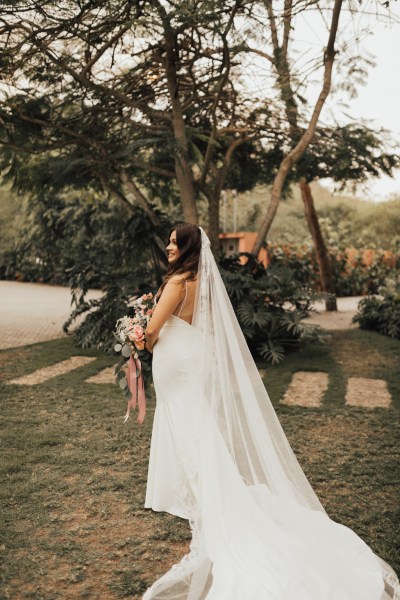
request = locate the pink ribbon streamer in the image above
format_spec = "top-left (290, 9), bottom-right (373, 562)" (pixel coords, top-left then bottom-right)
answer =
top-left (124, 355), bottom-right (146, 425)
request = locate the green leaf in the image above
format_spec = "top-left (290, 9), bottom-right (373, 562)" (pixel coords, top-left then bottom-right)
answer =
top-left (123, 387), bottom-right (132, 399)
top-left (114, 356), bottom-right (128, 374)
top-left (116, 370), bottom-right (126, 383)
top-left (258, 342), bottom-right (285, 364)
top-left (119, 377), bottom-right (128, 389)
top-left (121, 344), bottom-right (132, 358)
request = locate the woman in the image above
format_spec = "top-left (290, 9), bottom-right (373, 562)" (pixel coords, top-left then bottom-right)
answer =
top-left (145, 223), bottom-right (201, 518)
top-left (143, 223), bottom-right (399, 600)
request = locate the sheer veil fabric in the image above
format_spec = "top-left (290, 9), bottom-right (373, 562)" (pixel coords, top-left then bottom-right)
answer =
top-left (143, 228), bottom-right (400, 600)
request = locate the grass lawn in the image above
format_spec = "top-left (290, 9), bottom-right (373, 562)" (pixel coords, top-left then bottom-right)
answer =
top-left (0, 329), bottom-right (399, 599)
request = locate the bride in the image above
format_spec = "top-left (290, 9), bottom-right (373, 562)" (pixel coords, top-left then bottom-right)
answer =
top-left (143, 222), bottom-right (399, 600)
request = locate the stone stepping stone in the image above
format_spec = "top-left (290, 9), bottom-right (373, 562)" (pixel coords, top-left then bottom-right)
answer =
top-left (345, 377), bottom-right (391, 408)
top-left (85, 366), bottom-right (116, 385)
top-left (281, 371), bottom-right (329, 407)
top-left (8, 356), bottom-right (96, 385)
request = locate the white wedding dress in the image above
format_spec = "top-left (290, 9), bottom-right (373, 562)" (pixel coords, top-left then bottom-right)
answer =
top-left (145, 313), bottom-right (198, 519)
top-left (143, 229), bottom-right (399, 600)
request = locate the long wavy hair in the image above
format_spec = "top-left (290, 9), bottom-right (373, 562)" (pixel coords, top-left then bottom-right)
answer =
top-left (157, 223), bottom-right (201, 297)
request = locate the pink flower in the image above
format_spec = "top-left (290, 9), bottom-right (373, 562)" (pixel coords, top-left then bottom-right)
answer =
top-left (134, 325), bottom-right (144, 339)
top-left (128, 325), bottom-right (145, 350)
top-left (147, 309), bottom-right (153, 316)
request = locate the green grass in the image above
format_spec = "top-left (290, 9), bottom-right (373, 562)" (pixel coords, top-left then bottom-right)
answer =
top-left (0, 330), bottom-right (399, 598)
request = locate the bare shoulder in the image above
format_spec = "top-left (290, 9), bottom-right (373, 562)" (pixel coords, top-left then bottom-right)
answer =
top-left (166, 274), bottom-right (186, 287)
top-left (187, 278), bottom-right (197, 289)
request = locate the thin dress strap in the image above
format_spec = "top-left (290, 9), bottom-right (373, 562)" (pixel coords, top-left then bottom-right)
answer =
top-left (177, 280), bottom-right (188, 317)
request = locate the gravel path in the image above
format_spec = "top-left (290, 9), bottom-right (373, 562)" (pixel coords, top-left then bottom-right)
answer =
top-left (0, 281), bottom-right (103, 350)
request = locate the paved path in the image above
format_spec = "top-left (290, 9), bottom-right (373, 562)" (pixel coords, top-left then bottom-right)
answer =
top-left (279, 371), bottom-right (392, 408)
top-left (303, 296), bottom-right (363, 330)
top-left (0, 281), bottom-right (103, 350)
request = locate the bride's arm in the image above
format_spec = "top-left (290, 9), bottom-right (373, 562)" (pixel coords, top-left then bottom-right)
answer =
top-left (145, 276), bottom-right (183, 352)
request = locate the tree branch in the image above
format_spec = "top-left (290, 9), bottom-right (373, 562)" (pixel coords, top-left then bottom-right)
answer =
top-left (282, 0), bottom-right (293, 61)
top-left (252, 0), bottom-right (343, 255)
top-left (244, 45), bottom-right (274, 63)
top-left (264, 0), bottom-right (280, 53)
top-left (199, 0), bottom-right (243, 189)
top-left (6, 20), bottom-right (170, 123)
top-left (215, 134), bottom-right (248, 198)
top-left (158, 2), bottom-right (198, 223)
top-left (119, 169), bottom-right (162, 229)
top-left (81, 21), bottom-right (133, 77)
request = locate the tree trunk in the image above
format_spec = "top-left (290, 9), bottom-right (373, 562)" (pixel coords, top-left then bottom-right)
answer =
top-left (199, 135), bottom-right (247, 258)
top-left (164, 25), bottom-right (198, 225)
top-left (252, 0), bottom-right (343, 255)
top-left (207, 194), bottom-right (220, 257)
top-left (300, 179), bottom-right (337, 311)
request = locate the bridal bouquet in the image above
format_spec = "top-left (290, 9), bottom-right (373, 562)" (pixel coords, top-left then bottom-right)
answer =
top-left (114, 292), bottom-right (154, 424)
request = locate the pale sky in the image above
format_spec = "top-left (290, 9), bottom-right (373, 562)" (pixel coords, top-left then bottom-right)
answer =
top-left (297, 7), bottom-right (400, 201)
top-left (343, 23), bottom-right (400, 199)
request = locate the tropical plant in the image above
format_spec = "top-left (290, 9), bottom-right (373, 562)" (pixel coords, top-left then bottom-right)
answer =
top-left (0, 188), bottom-right (171, 351)
top-left (66, 250), bottom-right (324, 362)
top-left (219, 253), bottom-right (322, 363)
top-left (60, 200), bottom-right (170, 352)
top-left (3, 191), bottom-right (170, 285)
top-left (352, 280), bottom-right (400, 339)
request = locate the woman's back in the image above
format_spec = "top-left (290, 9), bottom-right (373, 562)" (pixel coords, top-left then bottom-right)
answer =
top-left (172, 277), bottom-right (197, 325)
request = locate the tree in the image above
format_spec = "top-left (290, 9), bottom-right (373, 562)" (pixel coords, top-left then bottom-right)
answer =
top-left (1, 0), bottom-right (277, 254)
top-left (239, 1), bottom-right (397, 309)
top-left (297, 125), bottom-right (398, 308)
top-left (2, 0), bottom-right (394, 266)
top-left (250, 0), bottom-right (344, 256)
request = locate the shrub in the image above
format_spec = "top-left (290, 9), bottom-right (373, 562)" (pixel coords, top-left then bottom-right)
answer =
top-left (219, 253), bottom-right (323, 364)
top-left (266, 242), bottom-right (399, 297)
top-left (352, 280), bottom-right (400, 339)
top-left (1, 192), bottom-right (170, 288)
top-left (0, 191), bottom-right (171, 352)
top-left (60, 203), bottom-right (170, 352)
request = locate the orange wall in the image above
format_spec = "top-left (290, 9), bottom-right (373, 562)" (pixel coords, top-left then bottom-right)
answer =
top-left (219, 232), bottom-right (269, 266)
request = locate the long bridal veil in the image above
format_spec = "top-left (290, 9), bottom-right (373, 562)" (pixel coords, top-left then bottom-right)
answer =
top-left (143, 228), bottom-right (399, 600)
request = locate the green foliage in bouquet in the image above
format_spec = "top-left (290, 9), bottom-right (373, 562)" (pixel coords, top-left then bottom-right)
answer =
top-left (113, 302), bottom-right (153, 425)
top-left (352, 280), bottom-right (400, 340)
top-left (219, 253), bottom-right (323, 364)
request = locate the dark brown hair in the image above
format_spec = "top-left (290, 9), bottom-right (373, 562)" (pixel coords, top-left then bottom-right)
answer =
top-left (158, 223), bottom-right (201, 296)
